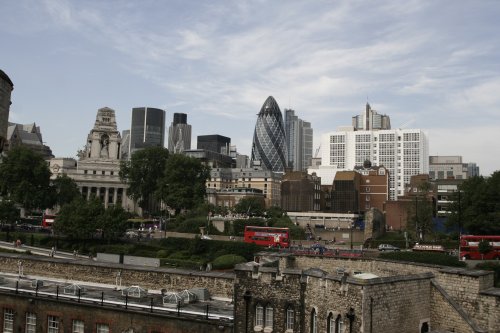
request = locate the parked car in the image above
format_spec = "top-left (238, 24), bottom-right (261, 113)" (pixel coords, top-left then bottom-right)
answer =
top-left (378, 244), bottom-right (400, 252)
top-left (125, 230), bottom-right (139, 238)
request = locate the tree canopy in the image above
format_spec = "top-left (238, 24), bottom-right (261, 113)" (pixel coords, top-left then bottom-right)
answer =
top-left (52, 174), bottom-right (81, 207)
top-left (156, 154), bottom-right (211, 214)
top-left (447, 172), bottom-right (500, 234)
top-left (0, 200), bottom-right (20, 226)
top-left (406, 182), bottom-right (434, 241)
top-left (55, 197), bottom-right (104, 239)
top-left (233, 197), bottom-right (266, 216)
top-left (0, 146), bottom-right (55, 211)
top-left (119, 146), bottom-right (169, 212)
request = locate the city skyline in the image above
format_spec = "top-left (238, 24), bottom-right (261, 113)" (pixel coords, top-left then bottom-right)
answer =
top-left (2, 1), bottom-right (500, 175)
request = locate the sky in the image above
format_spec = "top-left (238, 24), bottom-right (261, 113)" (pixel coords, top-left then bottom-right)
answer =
top-left (2, 0), bottom-right (500, 176)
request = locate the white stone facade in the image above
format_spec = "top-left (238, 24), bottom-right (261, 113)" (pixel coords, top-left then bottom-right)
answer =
top-left (50, 107), bottom-right (137, 212)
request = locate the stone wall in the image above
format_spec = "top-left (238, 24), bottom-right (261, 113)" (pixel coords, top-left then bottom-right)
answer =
top-left (234, 265), bottom-right (303, 333)
top-left (434, 269), bottom-right (499, 333)
top-left (430, 281), bottom-right (484, 333)
top-left (0, 253), bottom-right (234, 298)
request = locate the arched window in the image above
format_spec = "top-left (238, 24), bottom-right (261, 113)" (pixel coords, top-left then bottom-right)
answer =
top-left (335, 314), bottom-right (344, 333)
top-left (255, 304), bottom-right (264, 327)
top-left (327, 312), bottom-right (335, 333)
top-left (310, 308), bottom-right (317, 333)
top-left (286, 306), bottom-right (295, 331)
top-left (265, 305), bottom-right (274, 329)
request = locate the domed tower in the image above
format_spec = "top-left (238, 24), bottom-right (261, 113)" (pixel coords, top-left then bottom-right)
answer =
top-left (251, 96), bottom-right (287, 172)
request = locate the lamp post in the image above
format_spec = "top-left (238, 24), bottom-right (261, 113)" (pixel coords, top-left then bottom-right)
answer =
top-left (350, 221), bottom-right (354, 250)
top-left (415, 196), bottom-right (419, 242)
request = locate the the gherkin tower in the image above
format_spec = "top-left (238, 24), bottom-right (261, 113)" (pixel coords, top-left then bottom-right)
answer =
top-left (251, 96), bottom-right (288, 172)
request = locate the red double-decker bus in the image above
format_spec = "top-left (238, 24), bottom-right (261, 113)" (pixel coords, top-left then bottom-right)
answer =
top-left (244, 226), bottom-right (290, 248)
top-left (460, 235), bottom-right (500, 260)
top-left (42, 214), bottom-right (56, 228)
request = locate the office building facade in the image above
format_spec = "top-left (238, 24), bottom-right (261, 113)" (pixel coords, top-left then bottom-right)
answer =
top-left (284, 109), bottom-right (313, 171)
top-left (429, 155), bottom-right (469, 180)
top-left (128, 107), bottom-right (165, 158)
top-left (321, 127), bottom-right (428, 201)
top-left (251, 96), bottom-right (287, 173)
top-left (197, 135), bottom-right (231, 155)
top-left (168, 113), bottom-right (191, 153)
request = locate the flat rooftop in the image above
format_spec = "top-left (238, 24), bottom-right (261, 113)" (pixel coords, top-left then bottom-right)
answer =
top-left (0, 272), bottom-right (233, 321)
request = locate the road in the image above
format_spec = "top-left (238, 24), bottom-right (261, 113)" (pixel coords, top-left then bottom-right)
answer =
top-left (0, 241), bottom-right (93, 261)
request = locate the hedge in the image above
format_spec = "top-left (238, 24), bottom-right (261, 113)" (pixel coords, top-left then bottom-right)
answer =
top-left (212, 254), bottom-right (246, 270)
top-left (379, 251), bottom-right (466, 267)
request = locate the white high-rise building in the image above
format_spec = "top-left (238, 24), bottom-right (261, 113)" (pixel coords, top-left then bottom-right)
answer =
top-left (316, 127), bottom-right (428, 201)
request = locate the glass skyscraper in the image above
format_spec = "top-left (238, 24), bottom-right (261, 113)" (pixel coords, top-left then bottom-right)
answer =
top-left (128, 107), bottom-right (165, 157)
top-left (251, 96), bottom-right (287, 173)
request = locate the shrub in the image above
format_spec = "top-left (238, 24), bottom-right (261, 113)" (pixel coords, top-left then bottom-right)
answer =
top-left (156, 250), bottom-right (169, 258)
top-left (168, 250), bottom-right (191, 260)
top-left (160, 258), bottom-right (201, 269)
top-left (379, 251), bottom-right (466, 267)
top-left (212, 254), bottom-right (246, 270)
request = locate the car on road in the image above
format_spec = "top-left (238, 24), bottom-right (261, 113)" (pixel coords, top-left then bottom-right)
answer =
top-left (378, 244), bottom-right (400, 252)
top-left (125, 230), bottom-right (139, 238)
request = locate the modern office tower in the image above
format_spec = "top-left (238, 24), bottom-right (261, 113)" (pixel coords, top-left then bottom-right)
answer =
top-left (167, 113), bottom-right (191, 153)
top-left (429, 156), bottom-right (469, 180)
top-left (352, 103), bottom-right (391, 130)
top-left (284, 109), bottom-right (313, 172)
top-left (128, 107), bottom-right (165, 157)
top-left (467, 163), bottom-right (480, 177)
top-left (197, 134), bottom-right (231, 154)
top-left (320, 127), bottom-right (428, 201)
top-left (251, 96), bottom-right (287, 173)
top-left (0, 70), bottom-right (14, 154)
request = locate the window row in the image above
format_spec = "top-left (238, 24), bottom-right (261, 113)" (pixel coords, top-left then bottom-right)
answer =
top-left (2, 309), bottom-right (109, 333)
top-left (83, 170), bottom-right (115, 175)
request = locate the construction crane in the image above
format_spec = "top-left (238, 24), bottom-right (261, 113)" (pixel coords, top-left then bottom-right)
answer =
top-left (314, 145), bottom-right (321, 158)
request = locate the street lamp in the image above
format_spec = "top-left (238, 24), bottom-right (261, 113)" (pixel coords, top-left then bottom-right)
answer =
top-left (350, 221), bottom-right (354, 250)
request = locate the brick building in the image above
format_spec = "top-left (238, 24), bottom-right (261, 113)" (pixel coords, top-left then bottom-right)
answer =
top-left (281, 171), bottom-right (322, 212)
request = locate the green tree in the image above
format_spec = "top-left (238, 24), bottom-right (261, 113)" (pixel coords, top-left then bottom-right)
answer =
top-left (234, 197), bottom-right (265, 216)
top-left (448, 172), bottom-right (500, 234)
top-left (0, 200), bottom-right (20, 227)
top-left (406, 182), bottom-right (434, 241)
top-left (52, 174), bottom-right (81, 207)
top-left (55, 197), bottom-right (104, 239)
top-left (98, 205), bottom-right (128, 241)
top-left (157, 154), bottom-right (211, 214)
top-left (119, 146), bottom-right (169, 212)
top-left (478, 239), bottom-right (493, 259)
top-left (0, 146), bottom-right (55, 212)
